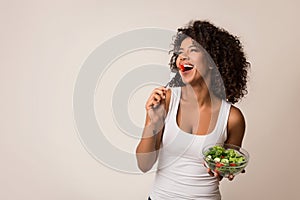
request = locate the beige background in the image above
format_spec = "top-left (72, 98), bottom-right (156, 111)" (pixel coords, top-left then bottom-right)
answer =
top-left (1, 0), bottom-right (300, 199)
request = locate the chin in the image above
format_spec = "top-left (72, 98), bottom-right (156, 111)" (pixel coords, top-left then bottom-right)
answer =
top-left (181, 78), bottom-right (194, 85)
top-left (181, 74), bottom-right (198, 85)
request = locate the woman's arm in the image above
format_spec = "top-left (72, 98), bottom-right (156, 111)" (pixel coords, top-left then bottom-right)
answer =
top-left (225, 106), bottom-right (246, 147)
top-left (207, 105), bottom-right (246, 180)
top-left (135, 88), bottom-right (171, 173)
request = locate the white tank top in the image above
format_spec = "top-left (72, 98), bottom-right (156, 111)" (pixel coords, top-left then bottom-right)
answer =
top-left (149, 87), bottom-right (231, 200)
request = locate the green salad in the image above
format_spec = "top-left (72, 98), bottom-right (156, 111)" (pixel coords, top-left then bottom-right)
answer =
top-left (204, 145), bottom-right (246, 175)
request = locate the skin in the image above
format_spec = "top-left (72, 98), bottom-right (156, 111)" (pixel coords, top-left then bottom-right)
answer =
top-left (136, 37), bottom-right (246, 181)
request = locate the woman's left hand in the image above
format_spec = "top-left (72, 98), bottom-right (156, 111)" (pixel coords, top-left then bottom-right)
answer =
top-left (204, 163), bottom-right (245, 181)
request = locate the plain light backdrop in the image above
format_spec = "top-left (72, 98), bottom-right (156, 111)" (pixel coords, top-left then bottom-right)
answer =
top-left (1, 0), bottom-right (299, 199)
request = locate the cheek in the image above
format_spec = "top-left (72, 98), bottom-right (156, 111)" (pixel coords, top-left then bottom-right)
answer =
top-left (194, 56), bottom-right (207, 69)
top-left (194, 54), bottom-right (203, 63)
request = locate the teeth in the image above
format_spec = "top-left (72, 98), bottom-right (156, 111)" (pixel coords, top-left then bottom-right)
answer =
top-left (183, 64), bottom-right (193, 68)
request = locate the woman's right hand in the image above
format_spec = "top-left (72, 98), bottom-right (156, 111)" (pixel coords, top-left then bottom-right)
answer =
top-left (145, 86), bottom-right (168, 133)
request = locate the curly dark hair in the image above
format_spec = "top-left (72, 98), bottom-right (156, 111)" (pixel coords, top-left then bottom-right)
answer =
top-left (169, 20), bottom-right (250, 104)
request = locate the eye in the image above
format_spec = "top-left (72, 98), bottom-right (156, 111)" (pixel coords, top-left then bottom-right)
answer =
top-left (190, 48), bottom-right (199, 52)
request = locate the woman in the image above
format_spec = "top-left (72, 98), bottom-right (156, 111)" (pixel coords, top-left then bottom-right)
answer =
top-left (136, 20), bottom-right (250, 200)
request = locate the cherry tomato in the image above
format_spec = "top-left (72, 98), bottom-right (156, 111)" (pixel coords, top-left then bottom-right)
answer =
top-left (179, 64), bottom-right (185, 72)
top-left (216, 162), bottom-right (224, 168)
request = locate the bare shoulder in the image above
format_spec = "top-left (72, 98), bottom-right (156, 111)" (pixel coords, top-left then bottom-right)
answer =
top-left (226, 105), bottom-right (246, 146)
top-left (228, 106), bottom-right (245, 127)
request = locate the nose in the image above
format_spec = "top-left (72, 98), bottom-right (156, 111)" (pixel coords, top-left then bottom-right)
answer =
top-left (178, 53), bottom-right (189, 61)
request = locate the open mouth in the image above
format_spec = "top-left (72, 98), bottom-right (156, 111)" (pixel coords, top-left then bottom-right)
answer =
top-left (179, 64), bottom-right (194, 72)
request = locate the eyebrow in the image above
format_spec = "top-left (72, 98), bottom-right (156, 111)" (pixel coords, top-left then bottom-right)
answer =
top-left (178, 45), bottom-right (198, 50)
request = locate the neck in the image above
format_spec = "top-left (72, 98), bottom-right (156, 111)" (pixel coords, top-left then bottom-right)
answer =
top-left (181, 78), bottom-right (213, 107)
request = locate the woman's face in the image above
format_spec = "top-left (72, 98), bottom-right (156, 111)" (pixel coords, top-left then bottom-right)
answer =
top-left (176, 37), bottom-right (210, 85)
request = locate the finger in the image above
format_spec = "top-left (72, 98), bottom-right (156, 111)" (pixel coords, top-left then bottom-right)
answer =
top-left (153, 90), bottom-right (166, 99)
top-left (218, 176), bottom-right (223, 181)
top-left (153, 94), bottom-right (162, 102)
top-left (145, 88), bottom-right (166, 111)
top-left (146, 94), bottom-right (162, 109)
top-left (151, 97), bottom-right (162, 109)
top-left (153, 87), bottom-right (167, 95)
top-left (146, 102), bottom-right (155, 110)
top-left (228, 174), bottom-right (234, 181)
top-left (147, 87), bottom-right (166, 102)
top-left (157, 86), bottom-right (168, 92)
top-left (207, 168), bottom-right (214, 177)
top-left (145, 97), bottom-right (156, 110)
top-left (214, 171), bottom-right (223, 181)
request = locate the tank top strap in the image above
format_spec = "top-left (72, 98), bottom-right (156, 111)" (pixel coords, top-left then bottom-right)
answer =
top-left (213, 100), bottom-right (232, 142)
top-left (200, 99), bottom-right (231, 146)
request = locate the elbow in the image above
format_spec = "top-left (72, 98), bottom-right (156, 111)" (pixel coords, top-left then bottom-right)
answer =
top-left (135, 150), bottom-right (155, 173)
top-left (138, 162), bottom-right (153, 173)
top-left (138, 165), bottom-right (151, 173)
